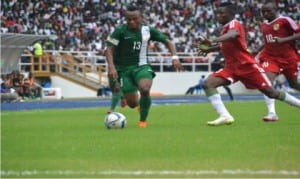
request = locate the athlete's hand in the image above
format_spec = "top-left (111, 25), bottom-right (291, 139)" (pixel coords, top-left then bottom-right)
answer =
top-left (272, 36), bottom-right (285, 43)
top-left (198, 36), bottom-right (212, 56)
top-left (108, 65), bottom-right (118, 80)
top-left (171, 55), bottom-right (183, 72)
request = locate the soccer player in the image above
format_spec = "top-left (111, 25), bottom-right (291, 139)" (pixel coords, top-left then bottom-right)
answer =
top-left (105, 4), bottom-right (182, 128)
top-left (257, 2), bottom-right (300, 122)
top-left (198, 2), bottom-right (300, 126)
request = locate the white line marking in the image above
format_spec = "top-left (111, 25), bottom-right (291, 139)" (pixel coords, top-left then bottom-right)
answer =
top-left (1, 170), bottom-right (299, 177)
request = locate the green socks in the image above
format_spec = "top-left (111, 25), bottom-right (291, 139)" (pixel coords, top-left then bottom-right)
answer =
top-left (110, 92), bottom-right (121, 111)
top-left (139, 96), bottom-right (151, 121)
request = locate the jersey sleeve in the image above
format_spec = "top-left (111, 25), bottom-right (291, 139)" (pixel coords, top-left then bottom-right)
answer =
top-left (283, 16), bottom-right (300, 33)
top-left (229, 20), bottom-right (241, 31)
top-left (149, 27), bottom-right (167, 43)
top-left (106, 26), bottom-right (123, 47)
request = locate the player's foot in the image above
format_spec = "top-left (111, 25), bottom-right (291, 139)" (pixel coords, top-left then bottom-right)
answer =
top-left (262, 113), bottom-right (279, 122)
top-left (138, 121), bottom-right (147, 128)
top-left (207, 116), bottom-right (234, 126)
top-left (120, 99), bottom-right (127, 108)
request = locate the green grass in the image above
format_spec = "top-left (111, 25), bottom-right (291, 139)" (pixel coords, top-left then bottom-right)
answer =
top-left (1, 100), bottom-right (300, 178)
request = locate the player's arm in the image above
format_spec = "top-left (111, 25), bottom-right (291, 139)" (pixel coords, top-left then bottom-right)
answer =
top-left (163, 39), bottom-right (182, 71)
top-left (199, 29), bottom-right (239, 56)
top-left (150, 27), bottom-right (182, 71)
top-left (211, 29), bottom-right (240, 43)
top-left (106, 28), bottom-right (122, 80)
top-left (274, 32), bottom-right (300, 43)
top-left (105, 45), bottom-right (118, 80)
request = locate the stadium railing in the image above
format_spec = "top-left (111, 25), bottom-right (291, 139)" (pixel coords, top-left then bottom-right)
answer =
top-left (19, 50), bottom-right (214, 90)
top-left (19, 50), bottom-right (213, 73)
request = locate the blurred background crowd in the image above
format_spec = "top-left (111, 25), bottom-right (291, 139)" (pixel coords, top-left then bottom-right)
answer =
top-left (1, 0), bottom-right (300, 54)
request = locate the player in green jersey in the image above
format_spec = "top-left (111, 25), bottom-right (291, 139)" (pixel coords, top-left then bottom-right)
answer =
top-left (105, 4), bottom-right (182, 128)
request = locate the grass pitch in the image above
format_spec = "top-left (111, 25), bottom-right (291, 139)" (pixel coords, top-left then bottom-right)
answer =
top-left (1, 100), bottom-right (300, 178)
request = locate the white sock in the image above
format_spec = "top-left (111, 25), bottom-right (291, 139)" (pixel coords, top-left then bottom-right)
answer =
top-left (263, 95), bottom-right (276, 114)
top-left (208, 93), bottom-right (232, 117)
top-left (283, 92), bottom-right (300, 107)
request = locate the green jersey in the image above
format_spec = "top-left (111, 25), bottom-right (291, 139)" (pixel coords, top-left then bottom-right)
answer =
top-left (106, 24), bottom-right (167, 68)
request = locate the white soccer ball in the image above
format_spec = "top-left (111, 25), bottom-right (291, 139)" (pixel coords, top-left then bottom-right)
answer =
top-left (104, 112), bottom-right (127, 129)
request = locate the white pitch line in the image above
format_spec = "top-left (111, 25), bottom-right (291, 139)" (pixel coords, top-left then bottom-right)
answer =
top-left (1, 170), bottom-right (299, 177)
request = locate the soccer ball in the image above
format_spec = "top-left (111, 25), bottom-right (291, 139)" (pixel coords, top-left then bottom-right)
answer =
top-left (104, 112), bottom-right (127, 129)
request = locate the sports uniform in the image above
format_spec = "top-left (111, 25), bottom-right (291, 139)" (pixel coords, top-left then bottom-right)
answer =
top-left (213, 19), bottom-right (272, 90)
top-left (258, 16), bottom-right (300, 80)
top-left (200, 2), bottom-right (300, 126)
top-left (258, 15), bottom-right (300, 121)
top-left (106, 24), bottom-right (168, 93)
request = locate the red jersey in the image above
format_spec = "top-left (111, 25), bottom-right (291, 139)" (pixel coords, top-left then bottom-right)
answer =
top-left (220, 19), bottom-right (256, 67)
top-left (213, 20), bottom-right (271, 89)
top-left (260, 16), bottom-right (300, 60)
top-left (213, 19), bottom-right (272, 90)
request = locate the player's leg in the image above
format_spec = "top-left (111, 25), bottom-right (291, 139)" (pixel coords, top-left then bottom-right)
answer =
top-left (107, 79), bottom-right (122, 113)
top-left (121, 72), bottom-right (139, 109)
top-left (135, 65), bottom-right (155, 128)
top-left (260, 87), bottom-right (300, 107)
top-left (203, 74), bottom-right (234, 126)
top-left (262, 72), bottom-right (278, 121)
top-left (137, 78), bottom-right (152, 127)
top-left (262, 62), bottom-right (300, 120)
top-left (247, 63), bottom-right (300, 108)
top-left (262, 94), bottom-right (278, 121)
top-left (284, 63), bottom-right (300, 91)
top-left (121, 67), bottom-right (149, 127)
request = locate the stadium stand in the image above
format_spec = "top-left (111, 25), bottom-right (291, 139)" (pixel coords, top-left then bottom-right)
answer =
top-left (0, 33), bottom-right (55, 73)
top-left (1, 0), bottom-right (299, 98)
top-left (1, 0), bottom-right (299, 54)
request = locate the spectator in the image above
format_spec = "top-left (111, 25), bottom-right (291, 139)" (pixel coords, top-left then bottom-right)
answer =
top-left (22, 72), bottom-right (41, 99)
top-left (2, 0), bottom-right (298, 54)
top-left (195, 75), bottom-right (206, 94)
top-left (1, 72), bottom-right (23, 102)
top-left (185, 75), bottom-right (206, 95)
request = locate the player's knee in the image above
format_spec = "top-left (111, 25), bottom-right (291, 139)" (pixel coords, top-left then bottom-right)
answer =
top-left (139, 87), bottom-right (151, 96)
top-left (202, 81), bottom-right (211, 90)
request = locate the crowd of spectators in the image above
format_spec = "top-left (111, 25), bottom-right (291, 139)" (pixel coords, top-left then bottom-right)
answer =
top-left (1, 71), bottom-right (41, 102)
top-left (1, 0), bottom-right (299, 54)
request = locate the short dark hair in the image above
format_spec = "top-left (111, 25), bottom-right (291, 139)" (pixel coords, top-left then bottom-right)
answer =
top-left (126, 4), bottom-right (141, 12)
top-left (219, 2), bottom-right (237, 15)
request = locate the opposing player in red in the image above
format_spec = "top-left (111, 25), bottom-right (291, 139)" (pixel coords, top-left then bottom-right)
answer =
top-left (198, 2), bottom-right (300, 126)
top-left (257, 2), bottom-right (300, 122)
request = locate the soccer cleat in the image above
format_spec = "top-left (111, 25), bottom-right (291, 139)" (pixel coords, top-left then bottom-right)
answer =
top-left (138, 121), bottom-right (147, 128)
top-left (207, 116), bottom-right (234, 126)
top-left (262, 113), bottom-right (279, 122)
